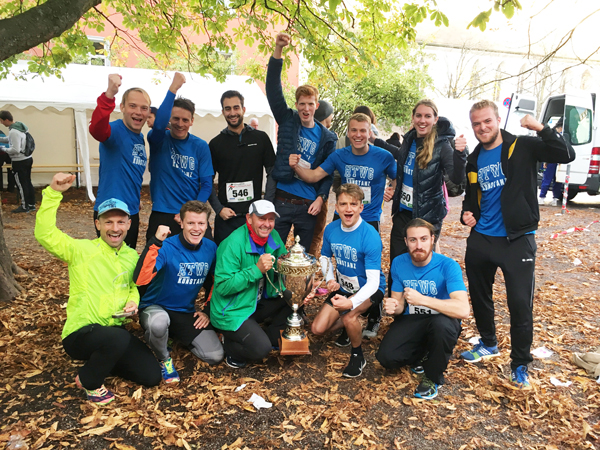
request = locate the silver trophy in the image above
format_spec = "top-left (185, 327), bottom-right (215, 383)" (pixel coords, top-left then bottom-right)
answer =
top-left (273, 236), bottom-right (321, 354)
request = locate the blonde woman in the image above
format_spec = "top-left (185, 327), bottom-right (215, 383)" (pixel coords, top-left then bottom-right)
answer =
top-left (389, 99), bottom-right (467, 264)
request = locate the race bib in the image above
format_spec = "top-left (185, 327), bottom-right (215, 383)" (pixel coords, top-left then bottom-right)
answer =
top-left (297, 158), bottom-right (311, 169)
top-left (226, 181), bottom-right (254, 203)
top-left (408, 305), bottom-right (440, 315)
top-left (400, 184), bottom-right (413, 209)
top-left (361, 186), bottom-right (371, 204)
top-left (337, 272), bottom-right (360, 294)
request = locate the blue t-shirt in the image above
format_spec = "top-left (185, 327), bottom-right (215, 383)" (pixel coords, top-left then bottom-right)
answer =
top-left (399, 140), bottom-right (417, 212)
top-left (94, 120), bottom-right (147, 214)
top-left (390, 252), bottom-right (466, 315)
top-left (148, 91), bottom-right (214, 214)
top-left (320, 145), bottom-right (397, 222)
top-left (140, 234), bottom-right (217, 313)
top-left (475, 144), bottom-right (506, 236)
top-left (322, 219), bottom-right (385, 295)
top-left (277, 125), bottom-right (321, 200)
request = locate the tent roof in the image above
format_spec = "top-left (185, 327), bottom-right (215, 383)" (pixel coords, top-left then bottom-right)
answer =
top-left (0, 62), bottom-right (274, 118)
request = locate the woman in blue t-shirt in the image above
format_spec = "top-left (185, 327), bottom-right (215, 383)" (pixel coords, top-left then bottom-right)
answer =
top-left (389, 99), bottom-right (467, 265)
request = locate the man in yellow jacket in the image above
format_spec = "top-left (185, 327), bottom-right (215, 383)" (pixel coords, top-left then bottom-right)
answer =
top-left (35, 173), bottom-right (161, 405)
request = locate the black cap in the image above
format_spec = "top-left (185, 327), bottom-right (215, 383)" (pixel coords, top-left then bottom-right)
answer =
top-left (150, 106), bottom-right (158, 115)
top-left (315, 100), bottom-right (334, 123)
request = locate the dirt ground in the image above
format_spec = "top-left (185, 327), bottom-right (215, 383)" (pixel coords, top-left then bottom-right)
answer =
top-left (1, 186), bottom-right (600, 450)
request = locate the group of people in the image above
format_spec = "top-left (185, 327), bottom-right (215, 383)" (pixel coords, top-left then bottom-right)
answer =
top-left (31, 31), bottom-right (574, 406)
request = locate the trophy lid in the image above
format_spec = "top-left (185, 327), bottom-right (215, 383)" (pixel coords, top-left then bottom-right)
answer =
top-left (277, 236), bottom-right (318, 274)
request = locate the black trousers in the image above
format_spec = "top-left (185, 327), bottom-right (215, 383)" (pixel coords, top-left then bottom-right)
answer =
top-left (0, 152), bottom-right (15, 192)
top-left (214, 214), bottom-right (246, 245)
top-left (12, 158), bottom-right (35, 208)
top-left (219, 297), bottom-right (293, 362)
top-left (274, 197), bottom-right (317, 250)
top-left (62, 324), bottom-right (161, 390)
top-left (376, 314), bottom-right (461, 385)
top-left (93, 210), bottom-right (140, 250)
top-left (465, 230), bottom-right (536, 369)
top-left (146, 210), bottom-right (214, 243)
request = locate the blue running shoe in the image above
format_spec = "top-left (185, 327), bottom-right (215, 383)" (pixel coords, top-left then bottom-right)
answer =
top-left (511, 365), bottom-right (531, 390)
top-left (414, 377), bottom-right (438, 400)
top-left (160, 357), bottom-right (180, 384)
top-left (461, 339), bottom-right (499, 363)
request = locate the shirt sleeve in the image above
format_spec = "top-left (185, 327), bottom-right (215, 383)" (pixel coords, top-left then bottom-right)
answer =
top-left (385, 152), bottom-right (397, 179)
top-left (318, 152), bottom-right (337, 176)
top-left (390, 256), bottom-right (405, 293)
top-left (443, 258), bottom-right (467, 293)
top-left (89, 93), bottom-right (115, 142)
top-left (133, 236), bottom-right (166, 286)
top-left (197, 176), bottom-right (213, 203)
top-left (350, 269), bottom-right (380, 310)
top-left (148, 90), bottom-right (175, 146)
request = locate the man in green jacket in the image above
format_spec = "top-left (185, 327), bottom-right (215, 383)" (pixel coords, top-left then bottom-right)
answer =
top-left (210, 199), bottom-right (292, 368)
top-left (35, 173), bottom-right (161, 405)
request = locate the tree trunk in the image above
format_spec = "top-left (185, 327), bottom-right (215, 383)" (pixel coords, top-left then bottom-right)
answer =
top-left (0, 194), bottom-right (22, 301)
top-left (0, 0), bottom-right (102, 63)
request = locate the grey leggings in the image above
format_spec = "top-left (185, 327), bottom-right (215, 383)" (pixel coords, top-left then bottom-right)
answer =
top-left (139, 305), bottom-right (224, 364)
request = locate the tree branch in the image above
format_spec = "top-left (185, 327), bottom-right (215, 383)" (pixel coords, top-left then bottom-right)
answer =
top-left (0, 0), bottom-right (102, 62)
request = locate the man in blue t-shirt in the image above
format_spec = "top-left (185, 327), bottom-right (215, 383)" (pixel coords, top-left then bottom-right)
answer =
top-left (290, 113), bottom-right (397, 231)
top-left (266, 33), bottom-right (337, 249)
top-left (146, 72), bottom-right (214, 242)
top-left (311, 184), bottom-right (385, 378)
top-left (377, 218), bottom-right (469, 400)
top-left (134, 200), bottom-right (224, 383)
top-left (89, 74), bottom-right (151, 249)
top-left (460, 100), bottom-right (574, 390)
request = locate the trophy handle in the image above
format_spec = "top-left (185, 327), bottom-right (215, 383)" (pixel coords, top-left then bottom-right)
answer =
top-left (312, 257), bottom-right (330, 293)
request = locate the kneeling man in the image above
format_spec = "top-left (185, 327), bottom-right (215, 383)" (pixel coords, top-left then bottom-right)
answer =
top-left (35, 173), bottom-right (161, 405)
top-left (134, 201), bottom-right (224, 383)
top-left (311, 184), bottom-right (385, 378)
top-left (210, 200), bottom-right (292, 368)
top-left (376, 218), bottom-right (469, 400)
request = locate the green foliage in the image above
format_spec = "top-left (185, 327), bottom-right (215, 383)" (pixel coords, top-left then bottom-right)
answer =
top-left (309, 46), bottom-right (432, 135)
top-left (0, 0), bottom-right (519, 81)
top-left (469, 0), bottom-right (522, 31)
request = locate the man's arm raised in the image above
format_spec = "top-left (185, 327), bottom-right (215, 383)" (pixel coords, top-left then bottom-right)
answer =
top-left (289, 153), bottom-right (329, 183)
top-left (34, 173), bottom-right (78, 262)
top-left (266, 33), bottom-right (294, 124)
top-left (89, 74), bottom-right (121, 142)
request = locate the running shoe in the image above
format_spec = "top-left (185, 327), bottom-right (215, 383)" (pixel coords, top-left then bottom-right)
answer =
top-left (160, 357), bottom-right (180, 383)
top-left (511, 365), bottom-right (532, 390)
top-left (335, 329), bottom-right (351, 347)
top-left (12, 206), bottom-right (28, 213)
top-left (75, 375), bottom-right (115, 405)
top-left (414, 377), bottom-right (439, 400)
top-left (460, 338), bottom-right (499, 363)
top-left (225, 355), bottom-right (248, 369)
top-left (342, 354), bottom-right (366, 378)
top-left (362, 319), bottom-right (380, 339)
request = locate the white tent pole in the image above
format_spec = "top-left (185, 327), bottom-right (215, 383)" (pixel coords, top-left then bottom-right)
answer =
top-left (74, 109), bottom-right (95, 202)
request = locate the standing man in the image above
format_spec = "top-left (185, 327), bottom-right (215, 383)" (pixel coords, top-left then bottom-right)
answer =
top-left (147, 106), bottom-right (158, 129)
top-left (146, 73), bottom-right (214, 241)
top-left (377, 219), bottom-right (469, 400)
top-left (134, 201), bottom-right (224, 383)
top-left (311, 184), bottom-right (385, 378)
top-left (210, 200), bottom-right (292, 369)
top-left (35, 173), bottom-right (161, 404)
top-left (266, 32), bottom-right (337, 249)
top-left (209, 90), bottom-right (276, 245)
top-left (290, 113), bottom-right (396, 233)
top-left (0, 111), bottom-right (35, 213)
top-left (89, 75), bottom-right (151, 249)
top-left (460, 100), bottom-right (574, 389)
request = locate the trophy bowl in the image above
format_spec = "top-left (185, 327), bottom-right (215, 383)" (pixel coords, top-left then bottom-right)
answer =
top-left (276, 236), bottom-right (319, 353)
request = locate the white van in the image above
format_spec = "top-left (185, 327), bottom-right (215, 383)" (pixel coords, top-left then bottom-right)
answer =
top-left (538, 93), bottom-right (599, 200)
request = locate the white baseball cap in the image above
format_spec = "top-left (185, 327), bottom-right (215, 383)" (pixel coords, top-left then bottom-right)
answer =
top-left (248, 200), bottom-right (280, 218)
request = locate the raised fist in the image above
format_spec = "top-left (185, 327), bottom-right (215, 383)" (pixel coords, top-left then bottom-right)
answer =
top-left (275, 33), bottom-right (290, 49)
top-left (155, 225), bottom-right (171, 241)
top-left (50, 173), bottom-right (76, 192)
top-left (520, 114), bottom-right (544, 132)
top-left (289, 154), bottom-right (301, 169)
top-left (455, 134), bottom-right (467, 152)
top-left (170, 72), bottom-right (186, 93)
top-left (106, 74), bottom-right (122, 99)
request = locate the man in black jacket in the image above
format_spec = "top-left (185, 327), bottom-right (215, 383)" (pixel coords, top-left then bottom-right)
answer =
top-left (208, 90), bottom-right (276, 245)
top-left (460, 100), bottom-right (575, 389)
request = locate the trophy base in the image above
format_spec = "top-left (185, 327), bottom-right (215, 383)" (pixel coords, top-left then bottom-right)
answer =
top-left (279, 330), bottom-right (311, 356)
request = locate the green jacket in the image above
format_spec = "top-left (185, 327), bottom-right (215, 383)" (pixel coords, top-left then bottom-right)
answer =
top-left (211, 224), bottom-right (287, 331)
top-left (34, 187), bottom-right (140, 339)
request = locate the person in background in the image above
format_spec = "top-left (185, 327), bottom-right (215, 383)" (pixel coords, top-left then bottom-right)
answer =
top-left (249, 117), bottom-right (259, 130)
top-left (538, 117), bottom-right (564, 207)
top-left (147, 106), bottom-right (158, 129)
top-left (386, 132), bottom-right (402, 148)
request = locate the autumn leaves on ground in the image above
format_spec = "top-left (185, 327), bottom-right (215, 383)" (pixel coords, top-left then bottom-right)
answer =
top-left (1, 189), bottom-right (599, 450)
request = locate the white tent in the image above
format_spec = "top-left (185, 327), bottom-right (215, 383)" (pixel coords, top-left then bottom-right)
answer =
top-left (0, 62), bottom-right (276, 201)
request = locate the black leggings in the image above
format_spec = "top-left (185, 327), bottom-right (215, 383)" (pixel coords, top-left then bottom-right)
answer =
top-left (62, 324), bottom-right (161, 390)
top-left (93, 210), bottom-right (140, 250)
top-left (12, 158), bottom-right (35, 208)
top-left (219, 297), bottom-right (293, 362)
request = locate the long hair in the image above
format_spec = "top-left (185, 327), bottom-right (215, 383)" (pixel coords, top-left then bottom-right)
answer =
top-left (412, 99), bottom-right (438, 170)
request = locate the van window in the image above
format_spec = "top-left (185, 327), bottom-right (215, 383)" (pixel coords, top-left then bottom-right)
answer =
top-left (564, 106), bottom-right (592, 145)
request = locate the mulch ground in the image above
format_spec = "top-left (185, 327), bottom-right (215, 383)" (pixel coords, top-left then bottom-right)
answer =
top-left (1, 187), bottom-right (599, 450)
